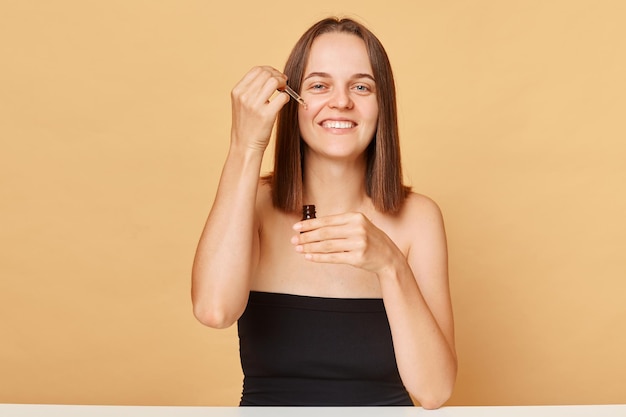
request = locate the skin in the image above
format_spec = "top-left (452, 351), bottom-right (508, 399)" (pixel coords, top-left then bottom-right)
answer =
top-left (192, 32), bottom-right (457, 409)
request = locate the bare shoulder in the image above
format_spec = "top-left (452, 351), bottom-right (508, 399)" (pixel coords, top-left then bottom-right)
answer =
top-left (375, 192), bottom-right (445, 259)
top-left (399, 192), bottom-right (445, 228)
top-left (391, 192), bottom-right (447, 254)
top-left (397, 192), bottom-right (448, 271)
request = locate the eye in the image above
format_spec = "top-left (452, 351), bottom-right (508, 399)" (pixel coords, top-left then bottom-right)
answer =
top-left (305, 82), bottom-right (329, 94)
top-left (353, 84), bottom-right (373, 93)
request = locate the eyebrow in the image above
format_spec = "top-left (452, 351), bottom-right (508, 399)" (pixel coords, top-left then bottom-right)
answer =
top-left (303, 72), bottom-right (376, 82)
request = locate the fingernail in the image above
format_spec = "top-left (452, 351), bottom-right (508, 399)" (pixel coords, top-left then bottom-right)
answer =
top-left (293, 223), bottom-right (302, 231)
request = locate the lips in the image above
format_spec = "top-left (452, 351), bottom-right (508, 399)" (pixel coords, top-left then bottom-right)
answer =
top-left (320, 119), bottom-right (356, 129)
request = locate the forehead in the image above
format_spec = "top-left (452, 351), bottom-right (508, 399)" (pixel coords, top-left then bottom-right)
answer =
top-left (304, 32), bottom-right (373, 76)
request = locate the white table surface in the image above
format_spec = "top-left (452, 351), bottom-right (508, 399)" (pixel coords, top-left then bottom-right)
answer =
top-left (1, 404), bottom-right (625, 417)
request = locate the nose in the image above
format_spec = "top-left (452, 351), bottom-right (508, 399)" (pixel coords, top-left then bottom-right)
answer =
top-left (328, 87), bottom-right (353, 110)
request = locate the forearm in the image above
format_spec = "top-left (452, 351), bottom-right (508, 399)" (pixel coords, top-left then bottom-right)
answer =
top-left (191, 144), bottom-right (263, 328)
top-left (378, 259), bottom-right (457, 409)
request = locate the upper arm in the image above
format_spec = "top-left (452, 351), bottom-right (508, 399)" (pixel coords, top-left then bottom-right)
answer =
top-left (250, 181), bottom-right (271, 281)
top-left (251, 195), bottom-right (261, 279)
top-left (405, 194), bottom-right (456, 354)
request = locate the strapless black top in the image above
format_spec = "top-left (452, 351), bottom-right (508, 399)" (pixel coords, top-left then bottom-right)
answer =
top-left (237, 291), bottom-right (413, 406)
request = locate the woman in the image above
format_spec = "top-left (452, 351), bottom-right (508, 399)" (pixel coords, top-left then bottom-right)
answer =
top-left (192, 17), bottom-right (457, 408)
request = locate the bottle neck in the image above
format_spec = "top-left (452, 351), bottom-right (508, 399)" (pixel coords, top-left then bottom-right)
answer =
top-left (302, 205), bottom-right (316, 220)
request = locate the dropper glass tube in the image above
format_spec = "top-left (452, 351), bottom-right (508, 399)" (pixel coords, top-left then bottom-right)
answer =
top-left (282, 85), bottom-right (307, 108)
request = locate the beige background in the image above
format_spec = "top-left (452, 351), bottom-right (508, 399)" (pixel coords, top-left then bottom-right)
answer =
top-left (1, 0), bottom-right (625, 407)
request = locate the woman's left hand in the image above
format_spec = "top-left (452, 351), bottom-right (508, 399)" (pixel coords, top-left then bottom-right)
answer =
top-left (291, 212), bottom-right (403, 275)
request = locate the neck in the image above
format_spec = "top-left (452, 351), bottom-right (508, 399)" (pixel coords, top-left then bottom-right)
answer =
top-left (302, 154), bottom-right (371, 216)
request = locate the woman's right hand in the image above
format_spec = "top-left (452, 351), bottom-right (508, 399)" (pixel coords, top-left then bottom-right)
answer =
top-left (230, 66), bottom-right (291, 152)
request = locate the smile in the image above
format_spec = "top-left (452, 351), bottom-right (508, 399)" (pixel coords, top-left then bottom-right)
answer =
top-left (321, 120), bottom-right (355, 129)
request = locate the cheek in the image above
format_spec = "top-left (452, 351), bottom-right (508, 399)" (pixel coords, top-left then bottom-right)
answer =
top-left (297, 97), bottom-right (325, 128)
top-left (301, 94), bottom-right (327, 113)
top-left (297, 107), bottom-right (314, 141)
top-left (364, 103), bottom-right (379, 128)
top-left (364, 99), bottom-right (379, 120)
top-left (297, 108), bottom-right (311, 130)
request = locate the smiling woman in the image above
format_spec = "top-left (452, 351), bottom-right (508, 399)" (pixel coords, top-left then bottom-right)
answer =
top-left (274, 18), bottom-right (407, 214)
top-left (297, 33), bottom-right (379, 168)
top-left (191, 17), bottom-right (456, 408)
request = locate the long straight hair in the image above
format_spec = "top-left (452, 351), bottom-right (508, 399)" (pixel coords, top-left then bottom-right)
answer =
top-left (268, 17), bottom-right (410, 214)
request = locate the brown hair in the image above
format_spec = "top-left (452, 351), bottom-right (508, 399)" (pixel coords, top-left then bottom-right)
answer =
top-left (268, 17), bottom-right (410, 214)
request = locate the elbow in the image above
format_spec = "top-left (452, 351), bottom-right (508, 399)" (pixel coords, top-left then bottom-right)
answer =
top-left (418, 395), bottom-right (450, 411)
top-left (191, 278), bottom-right (244, 329)
top-left (192, 302), bottom-right (238, 329)
top-left (413, 386), bottom-right (454, 410)
top-left (410, 366), bottom-right (457, 410)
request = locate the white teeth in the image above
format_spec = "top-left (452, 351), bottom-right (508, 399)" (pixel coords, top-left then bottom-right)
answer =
top-left (322, 120), bottom-right (354, 129)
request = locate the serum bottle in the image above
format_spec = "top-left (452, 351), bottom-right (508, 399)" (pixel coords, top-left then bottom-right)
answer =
top-left (302, 205), bottom-right (316, 221)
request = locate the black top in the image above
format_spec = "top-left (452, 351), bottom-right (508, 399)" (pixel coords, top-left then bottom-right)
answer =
top-left (237, 291), bottom-right (413, 406)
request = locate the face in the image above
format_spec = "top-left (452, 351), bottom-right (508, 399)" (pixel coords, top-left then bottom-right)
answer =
top-left (297, 32), bottom-right (378, 161)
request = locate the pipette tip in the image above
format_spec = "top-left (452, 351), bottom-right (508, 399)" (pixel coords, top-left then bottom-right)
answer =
top-left (282, 85), bottom-right (307, 109)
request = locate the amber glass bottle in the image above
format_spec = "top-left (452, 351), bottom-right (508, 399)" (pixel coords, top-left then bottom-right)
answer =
top-left (302, 205), bottom-right (316, 220)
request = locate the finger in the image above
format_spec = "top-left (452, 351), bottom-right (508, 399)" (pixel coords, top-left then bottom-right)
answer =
top-left (294, 212), bottom-right (370, 245)
top-left (258, 65), bottom-right (288, 81)
top-left (253, 66), bottom-right (288, 95)
top-left (293, 212), bottom-right (354, 233)
top-left (267, 89), bottom-right (290, 113)
top-left (293, 224), bottom-right (354, 248)
top-left (232, 67), bottom-right (267, 98)
top-left (233, 66), bottom-right (286, 105)
top-left (295, 237), bottom-right (352, 254)
top-left (303, 251), bottom-right (354, 265)
top-left (238, 66), bottom-right (286, 88)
